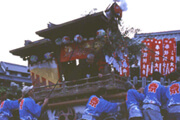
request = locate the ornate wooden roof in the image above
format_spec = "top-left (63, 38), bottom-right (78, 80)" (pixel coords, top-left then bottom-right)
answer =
top-left (35, 12), bottom-right (109, 40)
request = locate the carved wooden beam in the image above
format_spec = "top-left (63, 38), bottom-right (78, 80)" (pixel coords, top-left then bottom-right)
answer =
top-left (48, 91), bottom-right (127, 107)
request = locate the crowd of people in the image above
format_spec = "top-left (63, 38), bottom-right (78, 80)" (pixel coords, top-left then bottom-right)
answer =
top-left (81, 71), bottom-right (180, 120)
top-left (125, 71), bottom-right (180, 120)
top-left (0, 85), bottom-right (49, 120)
top-left (79, 54), bottom-right (180, 120)
top-left (81, 88), bottom-right (121, 120)
top-left (0, 53), bottom-right (180, 120)
top-left (0, 53), bottom-right (104, 120)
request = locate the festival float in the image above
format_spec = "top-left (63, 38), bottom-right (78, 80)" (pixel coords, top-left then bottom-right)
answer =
top-left (10, 1), bottom-right (130, 119)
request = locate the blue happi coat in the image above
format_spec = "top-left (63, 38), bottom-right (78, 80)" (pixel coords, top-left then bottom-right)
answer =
top-left (19, 97), bottom-right (42, 120)
top-left (143, 80), bottom-right (166, 107)
top-left (126, 89), bottom-right (145, 110)
top-left (0, 99), bottom-right (19, 119)
top-left (84, 95), bottom-right (118, 117)
top-left (166, 81), bottom-right (180, 113)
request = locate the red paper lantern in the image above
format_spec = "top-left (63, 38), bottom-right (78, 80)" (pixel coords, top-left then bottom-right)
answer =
top-left (62, 36), bottom-right (70, 44)
top-left (44, 52), bottom-right (53, 60)
top-left (96, 29), bottom-right (105, 38)
top-left (74, 34), bottom-right (83, 43)
top-left (30, 55), bottom-right (38, 62)
top-left (55, 38), bottom-right (62, 45)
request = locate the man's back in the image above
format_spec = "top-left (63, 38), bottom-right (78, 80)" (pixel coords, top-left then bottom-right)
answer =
top-left (126, 89), bottom-right (144, 110)
top-left (166, 81), bottom-right (180, 112)
top-left (19, 97), bottom-right (41, 120)
top-left (0, 99), bottom-right (19, 119)
top-left (84, 95), bottom-right (118, 117)
top-left (143, 80), bottom-right (166, 107)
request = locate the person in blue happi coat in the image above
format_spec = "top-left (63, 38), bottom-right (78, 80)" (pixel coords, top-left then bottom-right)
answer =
top-left (142, 71), bottom-right (166, 120)
top-left (125, 81), bottom-right (145, 120)
top-left (0, 91), bottom-right (22, 120)
top-left (19, 85), bottom-right (49, 120)
top-left (82, 88), bottom-right (121, 120)
top-left (165, 71), bottom-right (180, 120)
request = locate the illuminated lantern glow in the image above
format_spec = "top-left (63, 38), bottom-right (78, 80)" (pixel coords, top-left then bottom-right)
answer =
top-left (96, 29), bottom-right (106, 38)
top-left (74, 34), bottom-right (83, 43)
top-left (62, 36), bottom-right (70, 44)
top-left (55, 38), bottom-right (62, 45)
top-left (44, 52), bottom-right (53, 60)
top-left (113, 4), bottom-right (122, 18)
top-left (30, 55), bottom-right (38, 62)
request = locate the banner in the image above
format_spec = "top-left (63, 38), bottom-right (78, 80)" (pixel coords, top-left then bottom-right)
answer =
top-left (153, 39), bottom-right (163, 73)
top-left (60, 41), bottom-right (94, 62)
top-left (141, 38), bottom-right (177, 77)
top-left (30, 59), bottom-right (59, 87)
top-left (162, 38), bottom-right (176, 75)
top-left (119, 54), bottom-right (130, 77)
top-left (141, 39), bottom-right (153, 77)
top-left (105, 53), bottom-right (130, 77)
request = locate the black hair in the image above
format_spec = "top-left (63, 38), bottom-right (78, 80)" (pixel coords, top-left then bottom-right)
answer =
top-left (152, 71), bottom-right (162, 81)
top-left (24, 93), bottom-right (29, 98)
top-left (168, 71), bottom-right (180, 81)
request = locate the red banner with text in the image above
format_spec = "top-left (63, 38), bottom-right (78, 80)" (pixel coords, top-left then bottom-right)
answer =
top-left (141, 39), bottom-right (153, 77)
top-left (162, 38), bottom-right (176, 75)
top-left (141, 38), bottom-right (177, 77)
top-left (153, 39), bottom-right (163, 73)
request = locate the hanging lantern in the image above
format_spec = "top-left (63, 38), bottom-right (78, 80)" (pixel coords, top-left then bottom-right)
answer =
top-left (74, 34), bottom-right (83, 43)
top-left (62, 36), bottom-right (70, 44)
top-left (104, 3), bottom-right (123, 20)
top-left (55, 38), bottom-right (62, 45)
top-left (96, 29), bottom-right (105, 38)
top-left (30, 55), bottom-right (38, 63)
top-left (113, 3), bottom-right (122, 18)
top-left (44, 52), bottom-right (53, 60)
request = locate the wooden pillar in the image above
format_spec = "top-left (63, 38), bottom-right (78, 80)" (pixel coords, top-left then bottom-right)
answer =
top-left (150, 77), bottom-right (153, 83)
top-left (168, 78), bottom-right (171, 85)
top-left (142, 77), bottom-right (146, 88)
top-left (133, 76), bottom-right (138, 85)
top-left (160, 77), bottom-right (165, 85)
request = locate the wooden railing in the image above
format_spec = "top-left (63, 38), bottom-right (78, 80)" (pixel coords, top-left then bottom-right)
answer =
top-left (47, 91), bottom-right (127, 107)
top-left (130, 76), bottom-right (171, 88)
top-left (33, 73), bottom-right (171, 106)
top-left (33, 73), bottom-right (127, 101)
